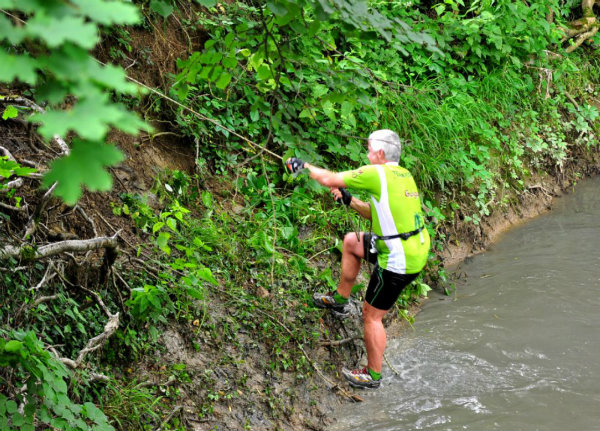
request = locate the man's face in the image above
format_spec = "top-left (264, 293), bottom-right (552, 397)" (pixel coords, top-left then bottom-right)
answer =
top-left (367, 142), bottom-right (385, 165)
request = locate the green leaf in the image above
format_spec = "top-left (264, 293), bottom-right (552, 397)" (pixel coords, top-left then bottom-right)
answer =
top-left (43, 140), bottom-right (124, 205)
top-left (27, 13), bottom-right (98, 49)
top-left (33, 93), bottom-right (149, 141)
top-left (4, 340), bottom-right (23, 352)
top-left (150, 0), bottom-right (174, 18)
top-left (2, 105), bottom-right (18, 120)
top-left (0, 394), bottom-right (6, 415)
top-left (0, 51), bottom-right (38, 85)
top-left (257, 64), bottom-right (272, 80)
top-left (5, 399), bottom-right (17, 414)
top-left (156, 231), bottom-right (171, 254)
top-left (87, 61), bottom-right (140, 94)
top-left (0, 14), bottom-right (26, 44)
top-left (12, 411), bottom-right (24, 427)
top-left (215, 72), bottom-right (232, 90)
top-left (267, 1), bottom-right (288, 16)
top-left (196, 267), bottom-right (218, 285)
top-left (83, 402), bottom-right (106, 424)
top-left (70, 0), bottom-right (141, 25)
top-left (166, 217), bottom-right (177, 231)
top-left (186, 286), bottom-right (204, 300)
top-left (195, 0), bottom-right (217, 6)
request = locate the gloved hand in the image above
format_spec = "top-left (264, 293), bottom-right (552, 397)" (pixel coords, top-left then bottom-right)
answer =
top-left (335, 188), bottom-right (352, 206)
top-left (286, 157), bottom-right (305, 173)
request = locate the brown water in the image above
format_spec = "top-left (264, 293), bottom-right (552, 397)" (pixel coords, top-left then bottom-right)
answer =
top-left (333, 177), bottom-right (600, 430)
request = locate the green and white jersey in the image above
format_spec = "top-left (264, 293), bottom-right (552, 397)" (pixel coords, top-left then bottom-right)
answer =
top-left (342, 162), bottom-right (430, 274)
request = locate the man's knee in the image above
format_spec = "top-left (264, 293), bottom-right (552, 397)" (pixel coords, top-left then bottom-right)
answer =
top-left (343, 232), bottom-right (363, 256)
top-left (363, 302), bottom-right (387, 324)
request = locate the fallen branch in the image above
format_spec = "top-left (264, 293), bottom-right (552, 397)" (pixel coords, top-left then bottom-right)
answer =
top-left (0, 178), bottom-right (23, 191)
top-left (29, 263), bottom-right (57, 291)
top-left (136, 375), bottom-right (176, 389)
top-left (155, 405), bottom-right (183, 431)
top-left (566, 25), bottom-right (599, 53)
top-left (0, 145), bottom-right (17, 161)
top-left (22, 183), bottom-right (57, 239)
top-left (319, 336), bottom-right (362, 347)
top-left (51, 312), bottom-right (120, 369)
top-left (0, 201), bottom-right (28, 212)
top-left (0, 231), bottom-right (120, 260)
top-left (32, 294), bottom-right (60, 307)
top-left (75, 312), bottom-right (119, 365)
top-left (75, 205), bottom-right (98, 237)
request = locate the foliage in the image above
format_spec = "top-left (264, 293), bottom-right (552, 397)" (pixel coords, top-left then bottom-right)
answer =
top-left (0, 0), bottom-right (149, 203)
top-left (170, 0), bottom-right (598, 232)
top-left (0, 330), bottom-right (114, 431)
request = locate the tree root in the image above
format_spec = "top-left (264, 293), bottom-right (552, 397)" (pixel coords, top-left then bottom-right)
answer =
top-left (0, 231), bottom-right (120, 260)
top-left (51, 312), bottom-right (120, 369)
top-left (559, 0), bottom-right (600, 53)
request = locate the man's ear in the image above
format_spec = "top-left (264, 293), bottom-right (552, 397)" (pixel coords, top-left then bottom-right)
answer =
top-left (377, 149), bottom-right (386, 161)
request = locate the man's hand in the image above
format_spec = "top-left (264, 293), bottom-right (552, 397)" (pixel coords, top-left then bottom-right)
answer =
top-left (286, 157), bottom-right (305, 173)
top-left (332, 187), bottom-right (352, 206)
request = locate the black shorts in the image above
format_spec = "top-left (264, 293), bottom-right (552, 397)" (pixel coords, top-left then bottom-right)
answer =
top-left (362, 233), bottom-right (419, 310)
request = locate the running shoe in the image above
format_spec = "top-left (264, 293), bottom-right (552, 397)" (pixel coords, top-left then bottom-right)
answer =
top-left (312, 291), bottom-right (349, 316)
top-left (341, 367), bottom-right (381, 389)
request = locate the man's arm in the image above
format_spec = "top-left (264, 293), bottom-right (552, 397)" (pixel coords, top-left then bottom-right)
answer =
top-left (331, 188), bottom-right (372, 220)
top-left (349, 197), bottom-right (372, 220)
top-left (304, 163), bottom-right (346, 188)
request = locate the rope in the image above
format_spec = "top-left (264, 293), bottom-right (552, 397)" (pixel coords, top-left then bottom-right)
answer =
top-left (383, 352), bottom-right (402, 377)
top-left (116, 69), bottom-right (284, 161)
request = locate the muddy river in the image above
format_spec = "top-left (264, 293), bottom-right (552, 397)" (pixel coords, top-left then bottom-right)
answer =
top-left (333, 176), bottom-right (600, 430)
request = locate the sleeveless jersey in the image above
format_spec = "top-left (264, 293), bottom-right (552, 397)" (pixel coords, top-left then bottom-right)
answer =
top-left (342, 163), bottom-right (430, 274)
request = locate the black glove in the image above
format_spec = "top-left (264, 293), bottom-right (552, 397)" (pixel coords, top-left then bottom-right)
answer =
top-left (286, 157), bottom-right (305, 173)
top-left (336, 188), bottom-right (352, 206)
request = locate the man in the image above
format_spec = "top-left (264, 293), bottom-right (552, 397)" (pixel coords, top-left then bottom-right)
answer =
top-left (286, 129), bottom-right (430, 389)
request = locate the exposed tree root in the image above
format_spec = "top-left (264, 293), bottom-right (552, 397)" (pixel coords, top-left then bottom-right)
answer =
top-left (0, 232), bottom-right (120, 260)
top-left (560, 0), bottom-right (600, 53)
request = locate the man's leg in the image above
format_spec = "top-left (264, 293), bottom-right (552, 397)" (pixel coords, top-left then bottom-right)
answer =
top-left (336, 232), bottom-right (366, 298)
top-left (362, 302), bottom-right (389, 374)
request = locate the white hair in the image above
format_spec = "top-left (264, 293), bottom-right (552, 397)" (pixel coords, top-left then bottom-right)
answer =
top-left (368, 129), bottom-right (402, 162)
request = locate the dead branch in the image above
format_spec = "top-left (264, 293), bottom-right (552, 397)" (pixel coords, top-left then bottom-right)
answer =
top-left (566, 25), bottom-right (599, 53)
top-left (75, 312), bottom-right (119, 365)
top-left (0, 145), bottom-right (17, 161)
top-left (89, 372), bottom-right (110, 383)
top-left (22, 183), bottom-right (57, 239)
top-left (51, 312), bottom-right (120, 369)
top-left (0, 231), bottom-right (120, 260)
top-left (136, 375), bottom-right (177, 389)
top-left (0, 178), bottom-right (23, 191)
top-left (75, 205), bottom-right (98, 237)
top-left (0, 201), bottom-right (28, 212)
top-left (318, 336), bottom-right (363, 347)
top-left (30, 262), bottom-right (57, 291)
top-left (32, 294), bottom-right (60, 307)
top-left (76, 283), bottom-right (113, 318)
top-left (155, 405), bottom-right (183, 431)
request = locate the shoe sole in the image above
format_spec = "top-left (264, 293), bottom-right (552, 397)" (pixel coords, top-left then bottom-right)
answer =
top-left (347, 380), bottom-right (381, 389)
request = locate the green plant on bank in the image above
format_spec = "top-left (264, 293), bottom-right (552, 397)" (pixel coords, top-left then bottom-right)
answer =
top-left (0, 330), bottom-right (114, 431)
top-left (0, 155), bottom-right (37, 207)
top-left (168, 0), bottom-right (598, 236)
